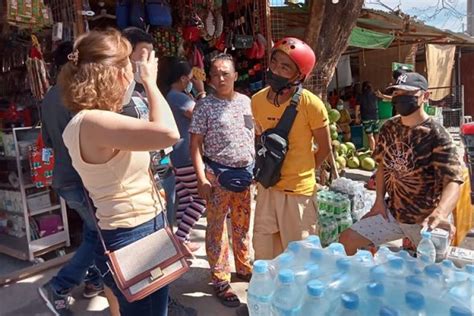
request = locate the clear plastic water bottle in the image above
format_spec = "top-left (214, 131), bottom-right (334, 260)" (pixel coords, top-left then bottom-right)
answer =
top-left (275, 253), bottom-right (295, 272)
top-left (405, 275), bottom-right (424, 290)
top-left (328, 242), bottom-right (347, 256)
top-left (416, 231), bottom-right (436, 264)
top-left (299, 280), bottom-right (329, 316)
top-left (329, 258), bottom-right (358, 292)
top-left (248, 260), bottom-right (274, 316)
top-left (297, 263), bottom-right (321, 286)
top-left (271, 269), bottom-right (302, 316)
top-left (337, 292), bottom-right (360, 316)
top-left (424, 264), bottom-right (444, 284)
top-left (374, 246), bottom-right (392, 264)
top-left (365, 282), bottom-right (385, 314)
top-left (404, 291), bottom-right (427, 316)
top-left (379, 305), bottom-right (401, 316)
top-left (370, 265), bottom-right (386, 282)
top-left (386, 256), bottom-right (406, 278)
top-left (305, 235), bottom-right (322, 249)
top-left (449, 305), bottom-right (473, 316)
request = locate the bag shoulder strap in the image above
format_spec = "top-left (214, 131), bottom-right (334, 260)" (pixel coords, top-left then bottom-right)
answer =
top-left (273, 84), bottom-right (304, 137)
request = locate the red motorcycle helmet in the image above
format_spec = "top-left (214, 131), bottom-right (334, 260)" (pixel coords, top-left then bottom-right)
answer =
top-left (272, 37), bottom-right (316, 78)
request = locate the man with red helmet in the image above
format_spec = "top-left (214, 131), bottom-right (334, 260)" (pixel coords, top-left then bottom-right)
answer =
top-left (251, 37), bottom-right (331, 259)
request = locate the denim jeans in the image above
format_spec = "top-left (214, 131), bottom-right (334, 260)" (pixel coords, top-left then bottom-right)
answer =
top-left (50, 186), bottom-right (102, 293)
top-left (95, 214), bottom-right (169, 316)
top-left (160, 171), bottom-right (176, 226)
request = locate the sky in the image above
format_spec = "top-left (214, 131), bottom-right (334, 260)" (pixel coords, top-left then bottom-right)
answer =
top-left (364, 0), bottom-right (468, 33)
top-left (270, 0), bottom-right (468, 33)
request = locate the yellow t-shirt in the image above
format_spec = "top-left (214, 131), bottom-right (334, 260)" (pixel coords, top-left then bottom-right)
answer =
top-left (252, 87), bottom-right (329, 196)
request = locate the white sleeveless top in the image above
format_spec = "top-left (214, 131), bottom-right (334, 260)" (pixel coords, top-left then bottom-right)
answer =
top-left (63, 110), bottom-right (162, 230)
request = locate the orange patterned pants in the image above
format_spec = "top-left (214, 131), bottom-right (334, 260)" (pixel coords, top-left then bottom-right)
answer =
top-left (205, 172), bottom-right (252, 286)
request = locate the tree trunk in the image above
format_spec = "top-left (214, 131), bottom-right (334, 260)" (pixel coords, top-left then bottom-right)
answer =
top-left (304, 0), bottom-right (326, 49)
top-left (304, 0), bottom-right (364, 99)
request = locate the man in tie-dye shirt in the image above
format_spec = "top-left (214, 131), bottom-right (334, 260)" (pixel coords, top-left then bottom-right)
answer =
top-left (340, 72), bottom-right (463, 255)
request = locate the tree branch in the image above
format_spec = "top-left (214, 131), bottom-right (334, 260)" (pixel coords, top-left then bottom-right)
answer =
top-left (304, 0), bottom-right (326, 49)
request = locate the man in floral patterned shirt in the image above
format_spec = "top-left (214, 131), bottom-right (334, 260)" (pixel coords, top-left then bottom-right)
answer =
top-left (190, 54), bottom-right (254, 308)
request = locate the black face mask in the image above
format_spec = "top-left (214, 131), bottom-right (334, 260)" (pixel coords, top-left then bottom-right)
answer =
top-left (392, 95), bottom-right (420, 116)
top-left (266, 70), bottom-right (293, 93)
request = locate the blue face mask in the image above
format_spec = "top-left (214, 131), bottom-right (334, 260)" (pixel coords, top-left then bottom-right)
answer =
top-left (185, 81), bottom-right (193, 94)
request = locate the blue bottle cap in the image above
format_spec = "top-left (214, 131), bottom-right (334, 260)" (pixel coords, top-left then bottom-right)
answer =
top-left (442, 259), bottom-right (455, 269)
top-left (388, 257), bottom-right (404, 269)
top-left (306, 235), bottom-right (321, 246)
top-left (405, 275), bottom-right (424, 287)
top-left (307, 280), bottom-right (325, 297)
top-left (424, 264), bottom-right (443, 278)
top-left (288, 241), bottom-right (301, 253)
top-left (405, 291), bottom-right (425, 310)
top-left (453, 271), bottom-right (468, 282)
top-left (304, 263), bottom-right (320, 278)
top-left (398, 250), bottom-right (411, 259)
top-left (370, 265), bottom-right (386, 281)
top-left (450, 306), bottom-right (473, 316)
top-left (328, 243), bottom-right (346, 255)
top-left (253, 260), bottom-right (268, 274)
top-left (379, 306), bottom-right (401, 316)
top-left (278, 253), bottom-right (294, 266)
top-left (341, 292), bottom-right (359, 310)
top-left (278, 269), bottom-right (295, 284)
top-left (465, 264), bottom-right (474, 274)
top-left (367, 282), bottom-right (384, 297)
top-left (336, 258), bottom-right (351, 272)
top-left (421, 231), bottom-right (432, 239)
top-left (356, 250), bottom-right (373, 261)
top-left (310, 249), bottom-right (324, 261)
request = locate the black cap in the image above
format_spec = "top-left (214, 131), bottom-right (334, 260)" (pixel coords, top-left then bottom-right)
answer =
top-left (387, 72), bottom-right (428, 92)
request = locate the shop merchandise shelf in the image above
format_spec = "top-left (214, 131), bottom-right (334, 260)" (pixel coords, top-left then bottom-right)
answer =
top-left (29, 205), bottom-right (61, 217)
top-left (0, 127), bottom-right (70, 262)
top-left (0, 233), bottom-right (29, 260)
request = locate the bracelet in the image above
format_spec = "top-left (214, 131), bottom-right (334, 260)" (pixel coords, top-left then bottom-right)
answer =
top-left (196, 91), bottom-right (206, 99)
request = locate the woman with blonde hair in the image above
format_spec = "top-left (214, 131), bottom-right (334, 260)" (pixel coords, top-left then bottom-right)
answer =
top-left (59, 29), bottom-right (180, 315)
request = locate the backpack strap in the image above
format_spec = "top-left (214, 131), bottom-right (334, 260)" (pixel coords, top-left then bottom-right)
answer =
top-left (274, 84), bottom-right (304, 137)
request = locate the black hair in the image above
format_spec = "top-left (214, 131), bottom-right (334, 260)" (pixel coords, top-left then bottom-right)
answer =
top-left (53, 41), bottom-right (73, 68)
top-left (362, 81), bottom-right (372, 92)
top-left (167, 58), bottom-right (192, 86)
top-left (210, 53), bottom-right (235, 71)
top-left (122, 27), bottom-right (154, 50)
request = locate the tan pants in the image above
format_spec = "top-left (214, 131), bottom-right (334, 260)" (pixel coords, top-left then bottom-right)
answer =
top-left (253, 184), bottom-right (319, 260)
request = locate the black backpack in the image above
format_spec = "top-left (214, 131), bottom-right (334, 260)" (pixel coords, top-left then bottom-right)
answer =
top-left (253, 85), bottom-right (303, 188)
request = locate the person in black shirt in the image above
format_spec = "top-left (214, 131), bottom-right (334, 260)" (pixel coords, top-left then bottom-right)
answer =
top-left (360, 81), bottom-right (379, 151)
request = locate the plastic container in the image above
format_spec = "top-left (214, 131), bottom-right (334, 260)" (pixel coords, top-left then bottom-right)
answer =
top-left (271, 269), bottom-right (302, 316)
top-left (378, 100), bottom-right (393, 119)
top-left (417, 231), bottom-right (436, 264)
top-left (338, 292), bottom-right (360, 316)
top-left (299, 280), bottom-right (329, 315)
top-left (248, 261), bottom-right (274, 316)
top-left (404, 291), bottom-right (427, 316)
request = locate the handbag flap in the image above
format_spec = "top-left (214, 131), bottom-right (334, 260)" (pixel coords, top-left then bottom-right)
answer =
top-left (109, 227), bottom-right (184, 287)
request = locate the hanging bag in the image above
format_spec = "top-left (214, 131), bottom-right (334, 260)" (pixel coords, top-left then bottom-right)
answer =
top-left (86, 171), bottom-right (189, 303)
top-left (146, 0), bottom-right (172, 27)
top-left (253, 85), bottom-right (303, 188)
top-left (29, 132), bottom-right (54, 188)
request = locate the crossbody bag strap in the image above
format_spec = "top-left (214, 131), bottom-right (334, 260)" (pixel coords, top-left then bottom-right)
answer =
top-left (83, 168), bottom-right (167, 254)
top-left (83, 188), bottom-right (108, 253)
top-left (273, 84), bottom-right (304, 137)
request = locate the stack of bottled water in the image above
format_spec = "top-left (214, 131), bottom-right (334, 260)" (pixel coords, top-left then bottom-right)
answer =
top-left (317, 191), bottom-right (352, 246)
top-left (247, 236), bottom-right (474, 316)
top-left (329, 177), bottom-right (375, 222)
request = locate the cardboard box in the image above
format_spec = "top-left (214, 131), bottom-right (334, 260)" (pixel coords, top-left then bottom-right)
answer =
top-left (446, 246), bottom-right (474, 268)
